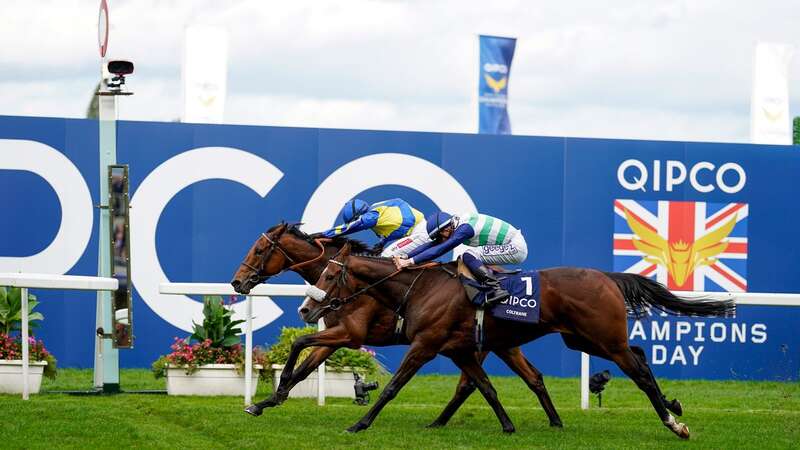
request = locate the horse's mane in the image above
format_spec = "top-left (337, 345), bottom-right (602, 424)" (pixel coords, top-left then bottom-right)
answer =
top-left (269, 221), bottom-right (378, 256)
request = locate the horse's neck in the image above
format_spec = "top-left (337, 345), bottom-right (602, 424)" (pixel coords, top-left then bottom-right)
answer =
top-left (349, 258), bottom-right (413, 308)
top-left (284, 239), bottom-right (335, 283)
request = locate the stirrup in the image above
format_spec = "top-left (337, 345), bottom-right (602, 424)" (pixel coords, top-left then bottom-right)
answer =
top-left (485, 289), bottom-right (509, 305)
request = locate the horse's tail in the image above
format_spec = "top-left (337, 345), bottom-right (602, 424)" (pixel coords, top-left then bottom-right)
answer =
top-left (604, 272), bottom-right (736, 318)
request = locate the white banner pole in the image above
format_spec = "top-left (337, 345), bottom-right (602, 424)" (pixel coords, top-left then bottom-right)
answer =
top-left (244, 295), bottom-right (253, 406)
top-left (21, 287), bottom-right (30, 400)
top-left (317, 318), bottom-right (326, 406)
top-left (580, 352), bottom-right (589, 410)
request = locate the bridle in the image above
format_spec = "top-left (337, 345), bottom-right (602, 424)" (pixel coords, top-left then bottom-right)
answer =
top-left (239, 228), bottom-right (328, 285)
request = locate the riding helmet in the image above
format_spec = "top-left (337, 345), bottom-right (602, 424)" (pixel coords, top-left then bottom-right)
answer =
top-left (426, 211), bottom-right (454, 239)
top-left (342, 199), bottom-right (370, 223)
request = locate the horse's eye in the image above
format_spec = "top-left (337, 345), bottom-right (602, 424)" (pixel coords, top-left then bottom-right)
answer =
top-left (254, 248), bottom-right (263, 255)
top-left (325, 274), bottom-right (334, 281)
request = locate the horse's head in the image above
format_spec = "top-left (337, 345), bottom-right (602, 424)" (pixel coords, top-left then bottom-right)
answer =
top-left (231, 222), bottom-right (297, 294)
top-left (298, 242), bottom-right (355, 323)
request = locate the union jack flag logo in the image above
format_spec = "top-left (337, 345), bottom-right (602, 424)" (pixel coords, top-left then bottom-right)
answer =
top-left (613, 199), bottom-right (748, 292)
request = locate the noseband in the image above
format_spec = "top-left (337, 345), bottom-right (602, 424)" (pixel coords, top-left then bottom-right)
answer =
top-left (240, 231), bottom-right (328, 284)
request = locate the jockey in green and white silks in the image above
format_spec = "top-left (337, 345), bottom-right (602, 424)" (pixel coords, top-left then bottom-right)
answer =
top-left (401, 212), bottom-right (527, 265)
top-left (394, 211), bottom-right (528, 302)
top-left (319, 198), bottom-right (431, 257)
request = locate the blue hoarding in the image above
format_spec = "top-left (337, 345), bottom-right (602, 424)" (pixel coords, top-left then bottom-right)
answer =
top-left (0, 115), bottom-right (798, 380)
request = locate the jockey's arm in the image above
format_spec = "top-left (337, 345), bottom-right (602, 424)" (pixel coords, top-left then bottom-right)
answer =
top-left (407, 224), bottom-right (475, 264)
top-left (320, 210), bottom-right (379, 238)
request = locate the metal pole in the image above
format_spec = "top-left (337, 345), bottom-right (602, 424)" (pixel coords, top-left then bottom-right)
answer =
top-left (581, 352), bottom-right (589, 410)
top-left (95, 72), bottom-right (120, 393)
top-left (244, 295), bottom-right (253, 406)
top-left (21, 287), bottom-right (29, 400)
top-left (317, 318), bottom-right (326, 406)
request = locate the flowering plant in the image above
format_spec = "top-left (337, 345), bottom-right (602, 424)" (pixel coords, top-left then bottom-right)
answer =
top-left (151, 295), bottom-right (268, 379)
top-left (0, 333), bottom-right (58, 379)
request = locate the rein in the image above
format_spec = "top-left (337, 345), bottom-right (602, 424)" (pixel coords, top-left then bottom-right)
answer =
top-left (319, 261), bottom-right (440, 315)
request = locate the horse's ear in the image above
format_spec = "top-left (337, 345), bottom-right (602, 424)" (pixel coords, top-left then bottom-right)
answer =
top-left (331, 241), bottom-right (351, 260)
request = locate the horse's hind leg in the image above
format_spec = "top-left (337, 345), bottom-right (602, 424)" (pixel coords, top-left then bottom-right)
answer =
top-left (563, 336), bottom-right (681, 415)
top-left (610, 348), bottom-right (690, 439)
top-left (427, 351), bottom-right (488, 428)
top-left (494, 347), bottom-right (562, 427)
top-left (630, 345), bottom-right (682, 416)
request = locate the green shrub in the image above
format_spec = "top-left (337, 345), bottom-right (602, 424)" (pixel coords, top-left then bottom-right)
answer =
top-left (263, 326), bottom-right (384, 375)
top-left (0, 286), bottom-right (44, 335)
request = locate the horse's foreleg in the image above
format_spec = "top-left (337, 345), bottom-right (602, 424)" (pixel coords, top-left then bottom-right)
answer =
top-left (346, 342), bottom-right (436, 433)
top-left (494, 347), bottom-right (562, 428)
top-left (246, 326), bottom-right (350, 416)
top-left (426, 351), bottom-right (489, 428)
top-left (450, 352), bottom-right (516, 433)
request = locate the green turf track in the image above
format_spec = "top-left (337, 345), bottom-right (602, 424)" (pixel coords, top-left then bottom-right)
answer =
top-left (1, 369), bottom-right (798, 449)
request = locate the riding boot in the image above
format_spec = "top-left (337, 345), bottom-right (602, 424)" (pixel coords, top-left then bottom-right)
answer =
top-left (471, 264), bottom-right (509, 305)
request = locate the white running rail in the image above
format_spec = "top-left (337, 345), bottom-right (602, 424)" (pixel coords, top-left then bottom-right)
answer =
top-left (158, 282), bottom-right (322, 406)
top-left (580, 291), bottom-right (800, 410)
top-left (0, 272), bottom-right (119, 400)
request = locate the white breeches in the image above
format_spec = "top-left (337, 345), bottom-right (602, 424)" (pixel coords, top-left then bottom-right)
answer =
top-left (463, 231), bottom-right (528, 265)
top-left (381, 219), bottom-right (430, 257)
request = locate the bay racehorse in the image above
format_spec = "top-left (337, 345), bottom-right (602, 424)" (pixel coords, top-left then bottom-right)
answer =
top-left (302, 242), bottom-right (735, 438)
top-left (230, 223), bottom-right (562, 427)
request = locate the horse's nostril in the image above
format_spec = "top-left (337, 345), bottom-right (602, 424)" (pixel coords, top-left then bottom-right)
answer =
top-left (231, 280), bottom-right (241, 289)
top-left (300, 307), bottom-right (309, 315)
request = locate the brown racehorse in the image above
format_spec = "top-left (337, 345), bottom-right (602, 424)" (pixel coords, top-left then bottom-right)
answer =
top-left (301, 242), bottom-right (735, 438)
top-left (230, 223), bottom-right (562, 427)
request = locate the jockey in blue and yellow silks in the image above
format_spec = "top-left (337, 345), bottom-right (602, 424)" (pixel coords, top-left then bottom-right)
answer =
top-left (319, 198), bottom-right (431, 257)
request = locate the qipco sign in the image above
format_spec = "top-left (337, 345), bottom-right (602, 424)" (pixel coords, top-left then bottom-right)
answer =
top-left (617, 159), bottom-right (747, 194)
top-left (0, 139), bottom-right (476, 333)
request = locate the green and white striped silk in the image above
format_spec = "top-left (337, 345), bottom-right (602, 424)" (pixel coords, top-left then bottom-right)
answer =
top-left (459, 213), bottom-right (518, 246)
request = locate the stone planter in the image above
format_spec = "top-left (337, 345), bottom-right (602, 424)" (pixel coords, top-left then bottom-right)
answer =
top-left (166, 363), bottom-right (262, 396)
top-left (271, 364), bottom-right (356, 398)
top-left (0, 360), bottom-right (48, 394)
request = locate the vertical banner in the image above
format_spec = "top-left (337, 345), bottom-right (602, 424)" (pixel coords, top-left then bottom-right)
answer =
top-left (750, 42), bottom-right (794, 145)
top-left (478, 35), bottom-right (516, 134)
top-left (182, 26), bottom-right (228, 124)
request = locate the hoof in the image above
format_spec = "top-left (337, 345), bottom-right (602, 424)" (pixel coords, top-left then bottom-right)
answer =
top-left (550, 420), bottom-right (564, 428)
top-left (675, 423), bottom-right (690, 439)
top-left (346, 422), bottom-right (368, 433)
top-left (502, 425), bottom-right (516, 434)
top-left (667, 398), bottom-right (683, 417)
top-left (426, 421), bottom-right (446, 429)
top-left (244, 405), bottom-right (262, 417)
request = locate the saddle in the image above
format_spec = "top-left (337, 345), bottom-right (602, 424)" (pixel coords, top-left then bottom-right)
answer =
top-left (455, 258), bottom-right (520, 280)
top-left (456, 257), bottom-right (541, 352)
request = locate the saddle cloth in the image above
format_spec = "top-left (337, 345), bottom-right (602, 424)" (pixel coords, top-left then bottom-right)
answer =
top-left (461, 269), bottom-right (541, 324)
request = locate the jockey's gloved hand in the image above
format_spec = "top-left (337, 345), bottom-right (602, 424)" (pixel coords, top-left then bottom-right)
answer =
top-left (393, 255), bottom-right (414, 270)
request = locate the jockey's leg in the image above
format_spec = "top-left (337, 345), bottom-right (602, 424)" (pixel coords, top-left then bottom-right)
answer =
top-left (468, 232), bottom-right (529, 304)
top-left (462, 250), bottom-right (509, 304)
